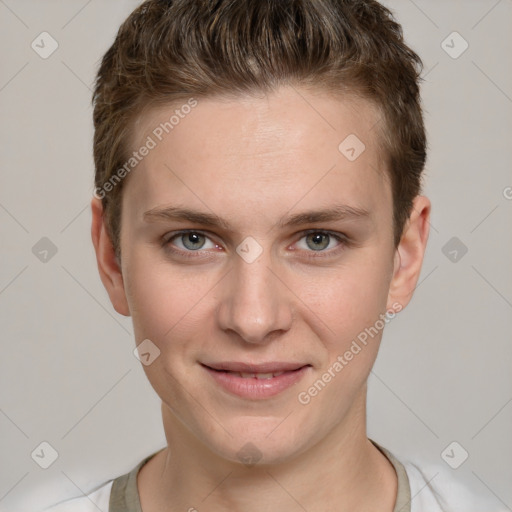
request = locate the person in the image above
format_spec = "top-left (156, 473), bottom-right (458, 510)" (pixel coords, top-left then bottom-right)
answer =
top-left (44, 0), bottom-right (505, 510)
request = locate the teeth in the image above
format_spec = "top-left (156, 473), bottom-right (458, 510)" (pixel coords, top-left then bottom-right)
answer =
top-left (226, 371), bottom-right (286, 379)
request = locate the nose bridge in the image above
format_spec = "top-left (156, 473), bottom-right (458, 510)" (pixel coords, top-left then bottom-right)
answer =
top-left (217, 247), bottom-right (292, 343)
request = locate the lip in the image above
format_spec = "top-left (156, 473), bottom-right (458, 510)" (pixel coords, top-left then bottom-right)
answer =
top-left (201, 362), bottom-right (311, 399)
top-left (203, 361), bottom-right (308, 373)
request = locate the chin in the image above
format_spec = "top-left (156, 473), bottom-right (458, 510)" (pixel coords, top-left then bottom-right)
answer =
top-left (205, 416), bottom-right (310, 467)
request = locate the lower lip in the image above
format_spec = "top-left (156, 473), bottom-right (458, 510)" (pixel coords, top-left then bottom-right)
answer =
top-left (202, 365), bottom-right (310, 399)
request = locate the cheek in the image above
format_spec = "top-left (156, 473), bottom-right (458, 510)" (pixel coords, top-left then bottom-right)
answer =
top-left (123, 252), bottom-right (211, 345)
top-left (298, 257), bottom-right (393, 341)
top-left (124, 259), bottom-right (212, 394)
top-left (294, 262), bottom-right (392, 419)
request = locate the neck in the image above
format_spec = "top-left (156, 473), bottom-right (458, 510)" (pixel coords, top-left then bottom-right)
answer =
top-left (138, 387), bottom-right (398, 512)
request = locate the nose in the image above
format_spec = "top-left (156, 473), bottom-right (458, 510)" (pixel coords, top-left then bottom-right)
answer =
top-left (216, 248), bottom-right (293, 345)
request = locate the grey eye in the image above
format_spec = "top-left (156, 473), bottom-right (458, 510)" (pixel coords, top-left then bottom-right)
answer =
top-left (180, 232), bottom-right (206, 250)
top-left (305, 233), bottom-right (331, 251)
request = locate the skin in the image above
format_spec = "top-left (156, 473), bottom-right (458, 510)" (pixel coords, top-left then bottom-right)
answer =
top-left (91, 85), bottom-right (430, 512)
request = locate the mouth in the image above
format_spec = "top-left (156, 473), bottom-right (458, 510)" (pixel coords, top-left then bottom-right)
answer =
top-left (200, 362), bottom-right (312, 399)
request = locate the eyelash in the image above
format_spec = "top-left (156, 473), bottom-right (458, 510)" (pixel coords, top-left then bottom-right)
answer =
top-left (161, 229), bottom-right (350, 260)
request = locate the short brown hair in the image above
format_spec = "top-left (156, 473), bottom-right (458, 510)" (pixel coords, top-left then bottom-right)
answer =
top-left (93, 0), bottom-right (426, 260)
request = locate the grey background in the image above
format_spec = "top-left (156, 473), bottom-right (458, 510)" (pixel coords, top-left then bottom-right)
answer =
top-left (0, 0), bottom-right (511, 510)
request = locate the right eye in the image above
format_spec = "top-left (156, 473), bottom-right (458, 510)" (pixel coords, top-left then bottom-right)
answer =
top-left (162, 230), bottom-right (223, 258)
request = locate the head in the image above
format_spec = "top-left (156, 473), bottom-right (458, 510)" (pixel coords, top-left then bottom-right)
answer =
top-left (91, 0), bottom-right (430, 466)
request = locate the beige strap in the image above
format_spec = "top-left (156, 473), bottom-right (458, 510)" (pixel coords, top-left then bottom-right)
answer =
top-left (371, 440), bottom-right (412, 512)
top-left (109, 451), bottom-right (160, 512)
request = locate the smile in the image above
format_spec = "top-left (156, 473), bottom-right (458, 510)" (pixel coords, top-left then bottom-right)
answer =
top-left (200, 362), bottom-right (312, 399)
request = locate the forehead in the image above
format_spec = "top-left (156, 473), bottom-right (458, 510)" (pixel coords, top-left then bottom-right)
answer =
top-left (123, 86), bottom-right (391, 230)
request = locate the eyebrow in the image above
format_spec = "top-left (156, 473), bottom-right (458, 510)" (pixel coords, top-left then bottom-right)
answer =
top-left (143, 204), bottom-right (371, 230)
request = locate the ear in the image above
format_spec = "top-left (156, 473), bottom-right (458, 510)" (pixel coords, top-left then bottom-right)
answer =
top-left (387, 195), bottom-right (431, 311)
top-left (90, 197), bottom-right (131, 316)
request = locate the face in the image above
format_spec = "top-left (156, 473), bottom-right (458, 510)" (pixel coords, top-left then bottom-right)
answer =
top-left (97, 86), bottom-right (418, 466)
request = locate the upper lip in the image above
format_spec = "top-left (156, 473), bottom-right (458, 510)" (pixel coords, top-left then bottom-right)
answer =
top-left (202, 361), bottom-right (310, 373)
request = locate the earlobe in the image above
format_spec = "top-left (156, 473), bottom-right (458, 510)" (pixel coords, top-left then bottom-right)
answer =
top-left (90, 197), bottom-right (131, 317)
top-left (386, 195), bottom-right (431, 311)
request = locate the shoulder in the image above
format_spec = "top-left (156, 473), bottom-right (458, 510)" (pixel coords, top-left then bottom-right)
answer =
top-left (42, 481), bottom-right (113, 512)
top-left (403, 458), bottom-right (507, 512)
top-left (42, 449), bottom-right (163, 512)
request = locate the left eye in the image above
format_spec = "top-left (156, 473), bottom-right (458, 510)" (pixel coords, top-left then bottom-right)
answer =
top-left (295, 232), bottom-right (341, 252)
